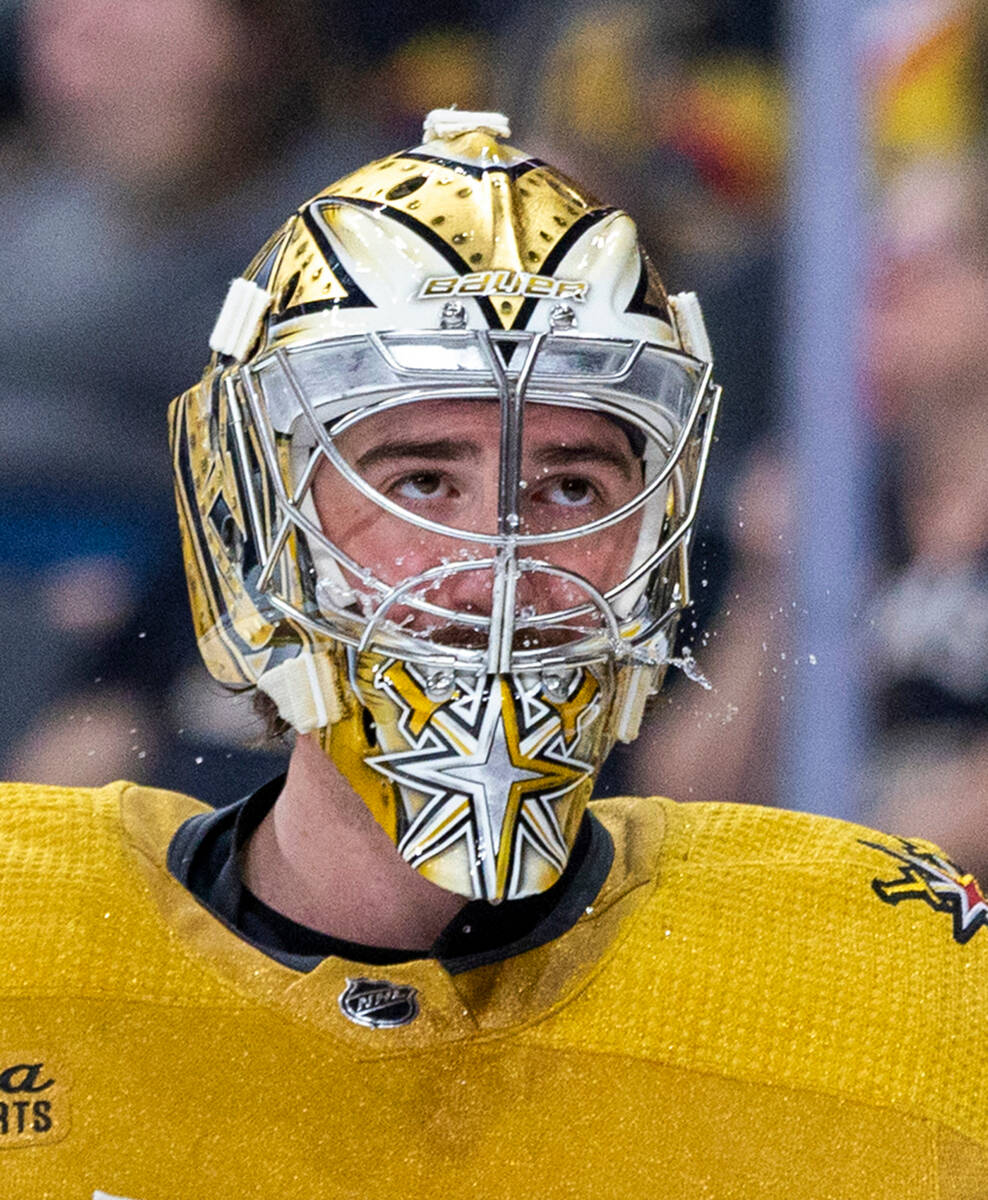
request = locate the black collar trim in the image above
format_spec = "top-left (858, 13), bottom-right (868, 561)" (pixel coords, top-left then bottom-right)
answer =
top-left (167, 776), bottom-right (614, 976)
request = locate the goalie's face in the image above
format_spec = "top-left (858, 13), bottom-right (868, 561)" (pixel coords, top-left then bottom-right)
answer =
top-left (202, 330), bottom-right (713, 902)
top-left (311, 398), bottom-right (645, 641)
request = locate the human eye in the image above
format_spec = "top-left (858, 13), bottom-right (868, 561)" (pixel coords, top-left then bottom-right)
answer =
top-left (391, 470), bottom-right (454, 503)
top-left (534, 474), bottom-right (598, 509)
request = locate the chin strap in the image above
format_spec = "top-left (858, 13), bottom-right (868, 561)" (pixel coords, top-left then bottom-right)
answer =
top-left (611, 664), bottom-right (655, 743)
top-left (257, 647), bottom-right (345, 734)
top-left (612, 626), bottom-right (672, 745)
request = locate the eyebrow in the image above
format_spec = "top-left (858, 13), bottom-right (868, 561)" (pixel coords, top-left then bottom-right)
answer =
top-left (354, 439), bottom-right (483, 470)
top-left (353, 438), bottom-right (637, 479)
top-left (530, 444), bottom-right (636, 480)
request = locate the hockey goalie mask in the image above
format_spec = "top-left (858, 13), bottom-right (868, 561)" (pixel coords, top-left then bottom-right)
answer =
top-left (170, 110), bottom-right (721, 902)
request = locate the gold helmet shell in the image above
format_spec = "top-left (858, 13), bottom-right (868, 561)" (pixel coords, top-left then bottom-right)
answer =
top-left (169, 110), bottom-right (721, 901)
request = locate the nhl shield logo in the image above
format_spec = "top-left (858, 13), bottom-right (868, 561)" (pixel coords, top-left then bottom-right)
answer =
top-left (338, 978), bottom-right (419, 1028)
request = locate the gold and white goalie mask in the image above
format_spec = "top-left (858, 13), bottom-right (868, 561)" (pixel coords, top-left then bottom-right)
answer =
top-left (169, 110), bottom-right (721, 902)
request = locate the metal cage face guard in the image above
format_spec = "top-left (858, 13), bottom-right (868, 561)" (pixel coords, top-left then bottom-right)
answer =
top-left (169, 112), bottom-right (722, 900)
top-left (246, 330), bottom-right (717, 669)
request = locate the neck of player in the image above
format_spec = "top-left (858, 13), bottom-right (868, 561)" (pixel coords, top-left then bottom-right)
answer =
top-left (241, 732), bottom-right (467, 951)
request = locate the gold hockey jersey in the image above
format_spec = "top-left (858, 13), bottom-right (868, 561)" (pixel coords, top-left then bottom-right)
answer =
top-left (0, 780), bottom-right (986, 1199)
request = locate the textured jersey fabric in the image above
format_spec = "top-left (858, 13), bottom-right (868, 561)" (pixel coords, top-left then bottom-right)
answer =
top-left (0, 780), bottom-right (985, 1198)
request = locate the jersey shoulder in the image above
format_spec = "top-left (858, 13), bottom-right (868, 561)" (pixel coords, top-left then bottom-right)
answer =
top-left (0, 780), bottom-right (135, 898)
top-left (660, 795), bottom-right (988, 945)
top-left (0, 779), bottom-right (202, 888)
top-left (595, 791), bottom-right (988, 966)
top-left (582, 794), bottom-right (988, 1150)
top-left (0, 780), bottom-right (234, 1005)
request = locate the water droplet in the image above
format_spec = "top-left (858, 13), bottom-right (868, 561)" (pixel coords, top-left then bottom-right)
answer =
top-left (668, 647), bottom-right (712, 690)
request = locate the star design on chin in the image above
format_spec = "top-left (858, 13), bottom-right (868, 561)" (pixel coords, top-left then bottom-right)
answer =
top-left (368, 677), bottom-right (593, 898)
top-left (440, 716), bottom-right (543, 864)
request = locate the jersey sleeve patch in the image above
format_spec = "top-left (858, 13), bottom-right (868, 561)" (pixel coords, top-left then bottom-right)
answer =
top-left (0, 1057), bottom-right (68, 1149)
top-left (860, 836), bottom-right (988, 945)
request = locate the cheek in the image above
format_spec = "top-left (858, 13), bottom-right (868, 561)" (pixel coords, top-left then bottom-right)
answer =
top-left (314, 473), bottom-right (396, 579)
top-left (341, 524), bottom-right (433, 585)
top-left (537, 519), bottom-right (642, 593)
top-left (337, 515), bottom-right (479, 591)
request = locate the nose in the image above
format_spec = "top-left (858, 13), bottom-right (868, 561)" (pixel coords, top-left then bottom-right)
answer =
top-left (427, 557), bottom-right (495, 617)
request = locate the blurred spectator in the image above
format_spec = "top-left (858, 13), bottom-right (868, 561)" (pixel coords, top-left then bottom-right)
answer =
top-left (848, 0), bottom-right (988, 877)
top-left (863, 152), bottom-right (988, 877)
top-left (863, 0), bottom-right (981, 175)
top-left (1, 0), bottom-right (386, 793)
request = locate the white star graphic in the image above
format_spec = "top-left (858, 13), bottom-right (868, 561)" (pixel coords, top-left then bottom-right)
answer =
top-left (865, 838), bottom-right (988, 944)
top-left (442, 689), bottom-right (543, 889)
top-left (369, 683), bottom-right (543, 898)
top-left (919, 856), bottom-right (988, 938)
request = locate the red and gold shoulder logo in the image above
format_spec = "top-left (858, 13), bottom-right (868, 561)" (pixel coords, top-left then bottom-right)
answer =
top-left (861, 837), bottom-right (988, 945)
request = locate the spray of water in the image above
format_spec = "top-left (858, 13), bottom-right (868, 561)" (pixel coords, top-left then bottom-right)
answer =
top-left (667, 646), bottom-right (713, 690)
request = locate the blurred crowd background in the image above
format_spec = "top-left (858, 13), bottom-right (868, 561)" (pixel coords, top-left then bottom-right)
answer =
top-left (1, 0), bottom-right (985, 875)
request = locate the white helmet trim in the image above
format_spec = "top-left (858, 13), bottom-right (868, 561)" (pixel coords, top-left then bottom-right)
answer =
top-left (422, 109), bottom-right (512, 141)
top-left (209, 278), bottom-right (271, 361)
